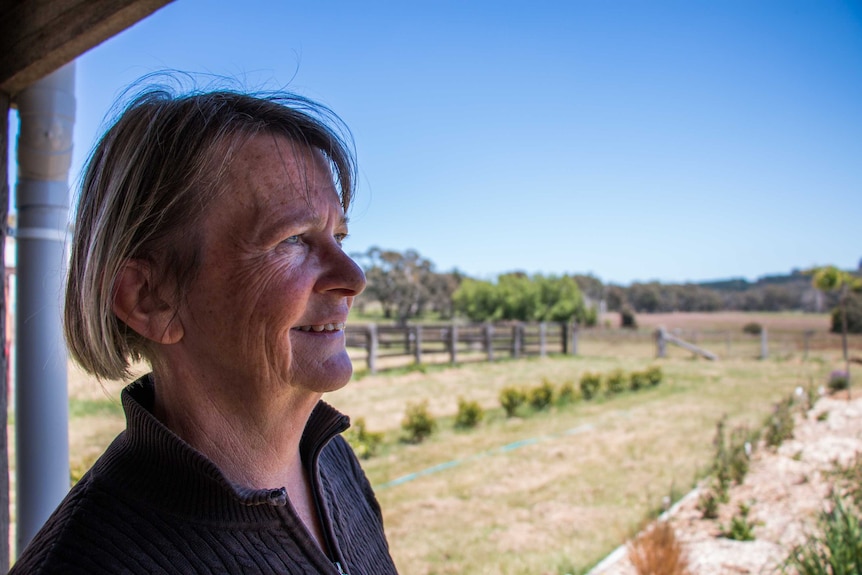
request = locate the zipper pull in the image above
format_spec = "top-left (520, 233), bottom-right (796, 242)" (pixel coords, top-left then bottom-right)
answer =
top-left (334, 561), bottom-right (349, 575)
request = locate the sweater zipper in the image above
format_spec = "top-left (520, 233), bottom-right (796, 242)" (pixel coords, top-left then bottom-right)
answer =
top-left (311, 458), bottom-right (350, 575)
top-left (306, 411), bottom-right (351, 575)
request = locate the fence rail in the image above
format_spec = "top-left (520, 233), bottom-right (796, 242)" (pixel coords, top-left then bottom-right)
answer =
top-left (346, 322), bottom-right (859, 373)
top-left (346, 322), bottom-right (577, 373)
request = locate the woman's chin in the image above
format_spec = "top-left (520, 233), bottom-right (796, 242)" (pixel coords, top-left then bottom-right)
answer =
top-left (289, 351), bottom-right (355, 395)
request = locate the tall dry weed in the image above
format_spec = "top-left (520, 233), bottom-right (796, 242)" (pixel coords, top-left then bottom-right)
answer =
top-left (627, 521), bottom-right (691, 575)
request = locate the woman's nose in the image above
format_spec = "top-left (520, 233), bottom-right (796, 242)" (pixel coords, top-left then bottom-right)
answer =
top-left (318, 246), bottom-right (366, 297)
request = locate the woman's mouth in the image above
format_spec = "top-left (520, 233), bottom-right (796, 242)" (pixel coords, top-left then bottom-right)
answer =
top-left (294, 323), bottom-right (345, 333)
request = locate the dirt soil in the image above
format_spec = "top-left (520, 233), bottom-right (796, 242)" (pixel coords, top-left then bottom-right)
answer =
top-left (591, 391), bottom-right (862, 575)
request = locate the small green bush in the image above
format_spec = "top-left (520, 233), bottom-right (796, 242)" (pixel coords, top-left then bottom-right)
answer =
top-left (557, 380), bottom-right (577, 404)
top-left (629, 370), bottom-right (649, 391)
top-left (579, 372), bottom-right (601, 400)
top-left (828, 370), bottom-right (850, 393)
top-left (721, 502), bottom-right (757, 541)
top-left (454, 397), bottom-right (484, 429)
top-left (645, 365), bottom-right (663, 386)
top-left (829, 452), bottom-right (862, 508)
top-left (783, 495), bottom-right (862, 574)
top-left (698, 487), bottom-right (722, 520)
top-left (344, 417), bottom-right (384, 459)
top-left (605, 369), bottom-right (626, 395)
top-left (728, 426), bottom-right (754, 485)
top-left (742, 322), bottom-right (763, 335)
top-left (711, 417), bottom-right (732, 494)
top-left (765, 397), bottom-right (795, 448)
top-left (710, 416), bottom-right (758, 497)
top-left (500, 386), bottom-right (527, 417)
top-left (620, 306), bottom-right (637, 329)
top-left (528, 379), bottom-right (555, 410)
top-left (401, 400), bottom-right (437, 443)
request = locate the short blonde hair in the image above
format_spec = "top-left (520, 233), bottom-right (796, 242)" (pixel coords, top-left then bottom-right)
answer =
top-left (64, 87), bottom-right (356, 380)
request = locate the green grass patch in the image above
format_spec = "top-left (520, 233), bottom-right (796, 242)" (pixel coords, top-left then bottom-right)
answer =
top-left (69, 397), bottom-right (123, 419)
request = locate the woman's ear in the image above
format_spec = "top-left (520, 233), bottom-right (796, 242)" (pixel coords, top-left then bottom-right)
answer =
top-left (112, 260), bottom-right (184, 345)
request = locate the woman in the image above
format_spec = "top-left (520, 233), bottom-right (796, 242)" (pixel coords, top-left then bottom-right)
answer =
top-left (11, 87), bottom-right (398, 574)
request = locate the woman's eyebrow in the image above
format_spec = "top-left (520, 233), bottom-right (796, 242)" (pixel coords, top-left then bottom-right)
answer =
top-left (254, 212), bottom-right (350, 243)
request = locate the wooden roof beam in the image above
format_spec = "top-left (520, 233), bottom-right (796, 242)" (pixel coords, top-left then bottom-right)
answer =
top-left (0, 0), bottom-right (173, 95)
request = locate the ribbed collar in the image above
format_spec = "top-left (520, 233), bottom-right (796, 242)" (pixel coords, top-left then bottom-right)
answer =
top-left (92, 373), bottom-right (350, 523)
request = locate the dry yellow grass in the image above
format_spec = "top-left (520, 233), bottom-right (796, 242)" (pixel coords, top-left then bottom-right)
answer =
top-left (327, 354), bottom-right (831, 574)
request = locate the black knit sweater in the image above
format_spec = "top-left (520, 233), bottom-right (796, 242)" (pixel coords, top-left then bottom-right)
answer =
top-left (10, 375), bottom-right (398, 574)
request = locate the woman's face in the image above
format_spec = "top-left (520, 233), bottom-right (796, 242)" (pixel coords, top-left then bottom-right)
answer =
top-left (171, 134), bottom-right (365, 401)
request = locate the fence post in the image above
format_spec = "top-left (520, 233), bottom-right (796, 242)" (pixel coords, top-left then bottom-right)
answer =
top-left (484, 323), bottom-right (495, 361)
top-left (511, 324), bottom-right (522, 359)
top-left (539, 322), bottom-right (547, 357)
top-left (561, 322), bottom-right (568, 354)
top-left (760, 328), bottom-right (769, 360)
top-left (656, 327), bottom-right (667, 358)
top-left (725, 331), bottom-right (731, 358)
top-left (449, 324), bottom-right (458, 365)
top-left (570, 322), bottom-right (579, 356)
top-left (803, 329), bottom-right (812, 360)
top-left (413, 325), bottom-right (423, 364)
top-left (366, 323), bottom-right (378, 374)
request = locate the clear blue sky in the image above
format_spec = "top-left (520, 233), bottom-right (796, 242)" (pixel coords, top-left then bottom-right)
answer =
top-left (9, 0), bottom-right (862, 285)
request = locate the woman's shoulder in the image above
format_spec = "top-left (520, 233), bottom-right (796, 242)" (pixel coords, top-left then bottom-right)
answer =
top-left (8, 474), bottom-right (132, 574)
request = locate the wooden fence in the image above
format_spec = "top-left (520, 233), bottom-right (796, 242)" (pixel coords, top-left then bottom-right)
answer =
top-left (652, 327), bottom-right (855, 361)
top-left (345, 322), bottom-right (578, 373)
top-left (346, 322), bottom-right (859, 373)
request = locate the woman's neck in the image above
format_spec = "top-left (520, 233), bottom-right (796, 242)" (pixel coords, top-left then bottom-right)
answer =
top-left (149, 366), bottom-right (321, 491)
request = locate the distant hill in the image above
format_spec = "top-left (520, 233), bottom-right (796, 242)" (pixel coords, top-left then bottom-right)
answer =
top-left (698, 269), bottom-right (809, 292)
top-left (594, 268), bottom-right (847, 314)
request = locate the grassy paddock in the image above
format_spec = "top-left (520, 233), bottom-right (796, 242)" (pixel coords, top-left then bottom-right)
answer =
top-left (326, 353), bottom-right (830, 574)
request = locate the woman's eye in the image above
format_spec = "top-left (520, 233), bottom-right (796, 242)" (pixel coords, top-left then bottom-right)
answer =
top-left (282, 235), bottom-right (301, 245)
top-left (334, 233), bottom-right (349, 246)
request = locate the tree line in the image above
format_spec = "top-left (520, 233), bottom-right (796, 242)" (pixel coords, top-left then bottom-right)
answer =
top-left (351, 247), bottom-right (862, 332)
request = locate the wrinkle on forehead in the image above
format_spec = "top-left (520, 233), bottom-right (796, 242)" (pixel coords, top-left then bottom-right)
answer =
top-left (217, 134), bottom-right (344, 246)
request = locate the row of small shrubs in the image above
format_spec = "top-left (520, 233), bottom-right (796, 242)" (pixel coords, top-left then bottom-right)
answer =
top-left (348, 365), bottom-right (665, 454)
top-left (400, 396), bottom-right (490, 444)
top-left (580, 366), bottom-right (663, 400)
top-left (499, 377), bottom-right (580, 418)
top-left (347, 396), bottom-right (488, 453)
top-left (345, 400), bottom-right (446, 455)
